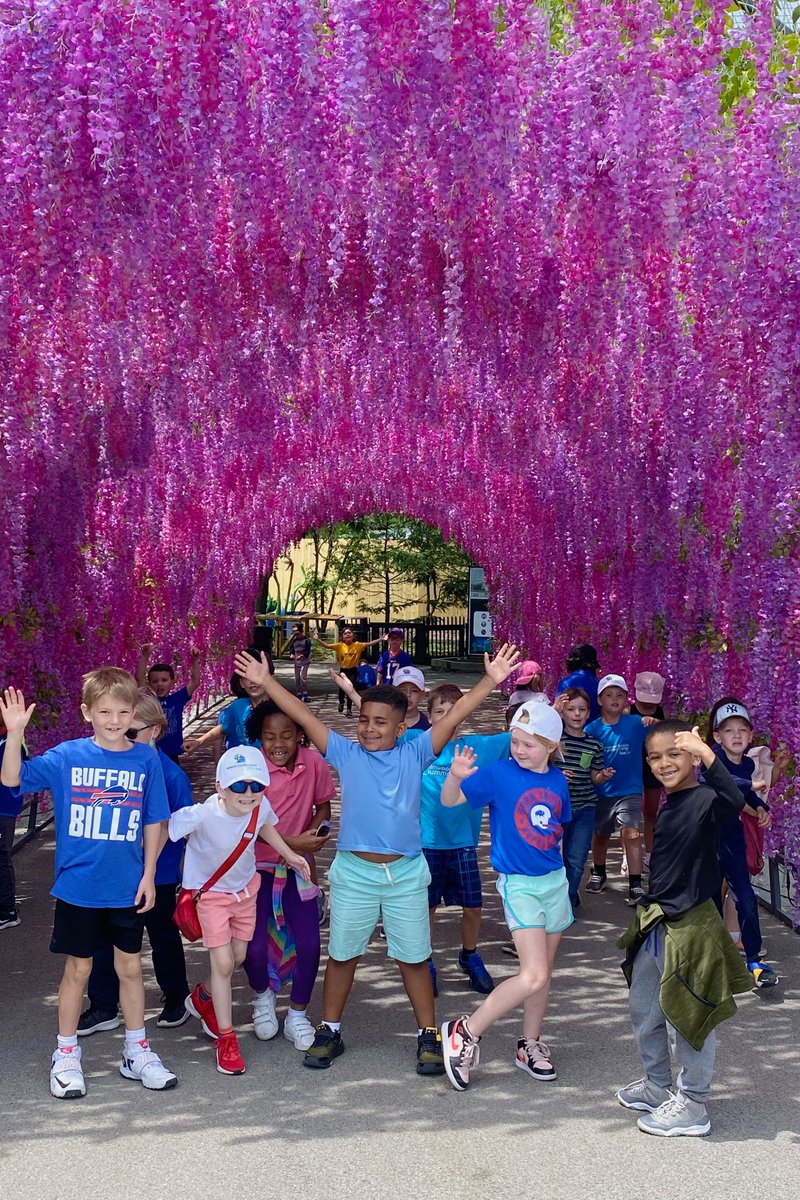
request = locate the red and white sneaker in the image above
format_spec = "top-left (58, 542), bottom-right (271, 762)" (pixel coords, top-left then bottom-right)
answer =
top-left (515, 1037), bottom-right (557, 1081)
top-left (216, 1031), bottom-right (246, 1075)
top-left (440, 1017), bottom-right (481, 1092)
top-left (185, 984), bottom-right (220, 1039)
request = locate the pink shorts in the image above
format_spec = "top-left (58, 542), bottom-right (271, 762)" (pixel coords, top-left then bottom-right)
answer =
top-left (196, 873), bottom-right (261, 948)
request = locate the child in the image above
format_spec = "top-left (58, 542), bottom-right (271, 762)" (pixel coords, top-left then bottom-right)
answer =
top-left (393, 665), bottom-right (431, 731)
top-left (0, 672), bottom-right (177, 1098)
top-left (241, 700), bottom-right (335, 1050)
top-left (705, 697), bottom-right (778, 989)
top-left (171, 745), bottom-right (311, 1075)
top-left (286, 623), bottom-right (312, 701)
top-left (184, 650), bottom-right (266, 756)
top-left (419, 684), bottom-right (510, 997)
top-left (616, 721), bottom-right (754, 1136)
top-left (311, 626), bottom-right (387, 715)
top-left (553, 688), bottom-right (614, 910)
top-left (0, 726), bottom-right (28, 930)
top-left (630, 671), bottom-right (667, 861)
top-left (135, 641), bottom-right (202, 761)
top-left (555, 643), bottom-right (601, 721)
top-left (375, 627), bottom-right (413, 686)
top-left (356, 657), bottom-right (377, 692)
top-left (234, 642), bottom-right (520, 1076)
top-left (510, 660), bottom-right (549, 705)
top-left (439, 701), bottom-right (572, 1091)
top-left (585, 674), bottom-right (651, 904)
top-left (77, 691), bottom-right (192, 1034)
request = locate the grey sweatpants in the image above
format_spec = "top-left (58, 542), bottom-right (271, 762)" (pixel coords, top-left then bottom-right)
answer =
top-left (629, 926), bottom-right (716, 1103)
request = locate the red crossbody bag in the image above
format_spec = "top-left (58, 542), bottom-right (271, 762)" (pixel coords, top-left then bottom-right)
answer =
top-left (172, 806), bottom-right (260, 942)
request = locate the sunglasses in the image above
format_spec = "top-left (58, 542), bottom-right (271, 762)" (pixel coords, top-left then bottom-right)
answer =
top-left (227, 780), bottom-right (266, 795)
top-left (125, 727), bottom-right (148, 740)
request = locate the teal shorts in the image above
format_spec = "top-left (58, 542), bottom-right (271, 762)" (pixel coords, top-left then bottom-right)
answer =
top-left (327, 851), bottom-right (432, 964)
top-left (497, 867), bottom-right (574, 935)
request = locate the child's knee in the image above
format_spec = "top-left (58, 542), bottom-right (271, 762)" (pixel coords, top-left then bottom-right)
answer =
top-left (65, 956), bottom-right (93, 984)
top-left (114, 951), bottom-right (143, 982)
top-left (621, 827), bottom-right (642, 845)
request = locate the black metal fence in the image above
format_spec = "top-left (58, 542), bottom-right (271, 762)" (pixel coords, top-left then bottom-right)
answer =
top-left (312, 618), bottom-right (469, 666)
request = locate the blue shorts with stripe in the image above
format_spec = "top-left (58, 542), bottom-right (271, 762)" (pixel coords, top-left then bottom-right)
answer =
top-left (423, 846), bottom-right (483, 909)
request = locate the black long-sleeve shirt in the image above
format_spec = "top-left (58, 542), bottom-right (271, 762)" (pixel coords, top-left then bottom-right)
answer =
top-left (642, 757), bottom-right (745, 917)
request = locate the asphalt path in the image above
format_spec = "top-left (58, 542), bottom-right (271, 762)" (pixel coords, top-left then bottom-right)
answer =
top-left (2, 666), bottom-right (798, 1199)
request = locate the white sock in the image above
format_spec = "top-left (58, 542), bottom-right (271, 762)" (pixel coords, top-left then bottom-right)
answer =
top-left (125, 1027), bottom-right (147, 1050)
top-left (286, 1008), bottom-right (306, 1022)
top-left (324, 1020), bottom-right (341, 1033)
top-left (56, 1034), bottom-right (79, 1055)
top-left (417, 1027), bottom-right (424, 1036)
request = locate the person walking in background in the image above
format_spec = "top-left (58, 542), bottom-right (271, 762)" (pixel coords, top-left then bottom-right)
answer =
top-left (311, 626), bottom-right (387, 715)
top-left (287, 624), bottom-right (312, 702)
top-left (375, 628), bottom-right (413, 686)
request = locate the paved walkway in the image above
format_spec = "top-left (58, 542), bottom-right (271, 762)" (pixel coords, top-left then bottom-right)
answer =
top-left (3, 665), bottom-right (799, 1199)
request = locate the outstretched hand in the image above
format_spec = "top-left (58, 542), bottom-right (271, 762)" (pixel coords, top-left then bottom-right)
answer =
top-left (234, 650), bottom-right (272, 690)
top-left (484, 643), bottom-right (521, 685)
top-left (449, 743), bottom-right (479, 782)
top-left (0, 688), bottom-right (36, 734)
top-left (673, 726), bottom-right (706, 757)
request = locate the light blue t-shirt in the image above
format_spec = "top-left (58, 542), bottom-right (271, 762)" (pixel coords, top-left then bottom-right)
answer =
top-left (420, 733), bottom-right (511, 849)
top-left (324, 728), bottom-right (437, 856)
top-left (584, 714), bottom-right (647, 798)
top-left (219, 697), bottom-right (257, 749)
top-left (15, 738), bottom-right (169, 907)
top-left (461, 761), bottom-right (571, 877)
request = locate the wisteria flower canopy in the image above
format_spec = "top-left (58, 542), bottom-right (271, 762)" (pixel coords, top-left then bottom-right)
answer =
top-left (1, 0), bottom-right (799, 820)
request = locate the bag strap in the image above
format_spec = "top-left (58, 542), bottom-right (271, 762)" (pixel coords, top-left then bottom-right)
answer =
top-left (197, 805), bottom-right (260, 894)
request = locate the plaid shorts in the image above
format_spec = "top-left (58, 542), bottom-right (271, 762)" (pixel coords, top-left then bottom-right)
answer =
top-left (423, 846), bottom-right (483, 909)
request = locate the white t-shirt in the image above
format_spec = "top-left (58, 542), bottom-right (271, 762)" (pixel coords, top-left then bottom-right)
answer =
top-left (169, 794), bottom-right (278, 893)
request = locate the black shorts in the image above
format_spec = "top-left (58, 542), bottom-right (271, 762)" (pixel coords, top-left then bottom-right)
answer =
top-left (50, 899), bottom-right (145, 958)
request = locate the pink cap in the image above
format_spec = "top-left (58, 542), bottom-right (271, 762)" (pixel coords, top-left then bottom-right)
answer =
top-left (634, 672), bottom-right (665, 704)
top-left (516, 660), bottom-right (543, 685)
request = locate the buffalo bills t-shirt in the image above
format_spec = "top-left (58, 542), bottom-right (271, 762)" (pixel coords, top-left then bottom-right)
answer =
top-left (419, 733), bottom-right (511, 849)
top-left (158, 686), bottom-right (191, 757)
top-left (15, 738), bottom-right (169, 907)
top-left (585, 714), bottom-right (647, 798)
top-left (375, 649), bottom-right (413, 685)
top-left (461, 761), bottom-right (571, 876)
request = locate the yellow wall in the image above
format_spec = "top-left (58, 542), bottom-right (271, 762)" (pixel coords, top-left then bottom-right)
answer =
top-left (267, 537), bottom-right (468, 621)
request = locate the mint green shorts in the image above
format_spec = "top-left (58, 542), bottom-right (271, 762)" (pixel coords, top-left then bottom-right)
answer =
top-left (497, 867), bottom-right (574, 935)
top-left (327, 851), bottom-right (432, 964)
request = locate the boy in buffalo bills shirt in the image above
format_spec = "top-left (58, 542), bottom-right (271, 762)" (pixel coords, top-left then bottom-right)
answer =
top-left (0, 669), bottom-right (177, 1100)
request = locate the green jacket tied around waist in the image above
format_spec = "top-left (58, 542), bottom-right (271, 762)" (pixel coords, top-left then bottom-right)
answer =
top-left (618, 898), bottom-right (754, 1051)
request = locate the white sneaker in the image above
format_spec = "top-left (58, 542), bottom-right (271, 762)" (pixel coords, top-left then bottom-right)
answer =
top-left (120, 1045), bottom-right (178, 1090)
top-left (284, 1012), bottom-right (316, 1051)
top-left (50, 1047), bottom-right (86, 1099)
top-left (252, 990), bottom-right (279, 1040)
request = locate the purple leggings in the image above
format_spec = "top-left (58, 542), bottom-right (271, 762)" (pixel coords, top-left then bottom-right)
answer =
top-left (243, 868), bottom-right (321, 1006)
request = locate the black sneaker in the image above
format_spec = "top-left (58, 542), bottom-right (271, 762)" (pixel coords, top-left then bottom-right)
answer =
top-left (416, 1027), bottom-right (445, 1076)
top-left (303, 1025), bottom-right (345, 1069)
top-left (627, 885), bottom-right (647, 906)
top-left (77, 1005), bottom-right (121, 1036)
top-left (157, 1001), bottom-right (191, 1028)
top-left (585, 872), bottom-right (606, 894)
top-left (458, 949), bottom-right (495, 994)
top-left (0, 910), bottom-right (20, 930)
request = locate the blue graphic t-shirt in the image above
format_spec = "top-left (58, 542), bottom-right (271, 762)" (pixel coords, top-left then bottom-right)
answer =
top-left (461, 760), bottom-right (571, 876)
top-left (158, 686), bottom-right (191, 757)
top-left (375, 649), bottom-right (413, 685)
top-left (154, 748), bottom-right (193, 885)
top-left (0, 734), bottom-right (29, 818)
top-left (15, 738), bottom-right (169, 907)
top-left (218, 697), bottom-right (257, 750)
top-left (585, 714), bottom-right (647, 798)
top-left (420, 733), bottom-right (511, 849)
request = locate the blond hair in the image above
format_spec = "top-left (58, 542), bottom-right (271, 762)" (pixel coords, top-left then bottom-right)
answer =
top-left (135, 689), bottom-right (168, 731)
top-left (81, 667), bottom-right (139, 710)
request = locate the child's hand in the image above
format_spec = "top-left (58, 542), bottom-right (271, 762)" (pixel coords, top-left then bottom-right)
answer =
top-left (449, 744), bottom-right (479, 782)
top-left (0, 688), bottom-right (36, 734)
top-left (673, 726), bottom-right (706, 757)
top-left (553, 693), bottom-right (569, 716)
top-left (598, 766), bottom-right (615, 782)
top-left (183, 737), bottom-right (201, 754)
top-left (134, 874), bottom-right (156, 913)
top-left (773, 747), bottom-right (793, 775)
top-left (752, 778), bottom-right (769, 795)
top-left (288, 852), bottom-right (312, 882)
top-left (190, 645), bottom-right (201, 661)
top-left (756, 806), bottom-right (772, 829)
top-left (234, 650), bottom-right (272, 688)
top-left (641, 716), bottom-right (657, 727)
top-left (139, 641), bottom-right (154, 655)
top-left (563, 768), bottom-right (574, 780)
top-left (291, 830), bottom-right (328, 853)
top-left (484, 643), bottom-right (521, 685)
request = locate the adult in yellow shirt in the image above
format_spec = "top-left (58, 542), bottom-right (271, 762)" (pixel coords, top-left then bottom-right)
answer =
top-left (311, 627), bottom-right (388, 715)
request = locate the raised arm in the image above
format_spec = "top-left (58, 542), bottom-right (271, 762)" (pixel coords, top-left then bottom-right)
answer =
top-left (0, 688), bottom-right (35, 786)
top-left (234, 652), bottom-right (330, 754)
top-left (187, 646), bottom-right (202, 698)
top-left (364, 633), bottom-right (389, 649)
top-left (441, 744), bottom-right (479, 807)
top-left (135, 642), bottom-right (153, 687)
top-left (329, 667), bottom-right (361, 711)
top-left (430, 644), bottom-right (520, 755)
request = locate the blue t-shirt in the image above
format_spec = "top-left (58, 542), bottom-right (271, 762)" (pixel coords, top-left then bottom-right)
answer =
top-left (356, 663), bottom-right (377, 688)
top-left (556, 669), bottom-right (600, 721)
top-left (0, 734), bottom-right (29, 818)
top-left (462, 761), bottom-right (571, 877)
top-left (324, 728), bottom-right (437, 856)
top-left (15, 738), bottom-right (169, 907)
top-left (584, 714), bottom-right (647, 798)
top-left (375, 649), bottom-right (413, 685)
top-left (155, 748), bottom-right (193, 885)
top-left (420, 733), bottom-right (511, 849)
top-left (158, 686), bottom-right (190, 757)
top-left (218, 697), bottom-right (257, 750)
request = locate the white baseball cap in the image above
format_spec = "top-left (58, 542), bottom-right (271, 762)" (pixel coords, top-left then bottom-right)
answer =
top-left (393, 666), bottom-right (426, 692)
top-left (216, 745), bottom-right (270, 789)
top-left (509, 701), bottom-right (564, 749)
top-left (598, 673), bottom-right (628, 696)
